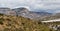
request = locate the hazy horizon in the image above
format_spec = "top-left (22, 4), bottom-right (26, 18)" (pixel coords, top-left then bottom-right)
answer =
top-left (0, 0), bottom-right (60, 13)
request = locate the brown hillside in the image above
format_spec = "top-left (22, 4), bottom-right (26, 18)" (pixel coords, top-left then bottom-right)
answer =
top-left (0, 14), bottom-right (54, 31)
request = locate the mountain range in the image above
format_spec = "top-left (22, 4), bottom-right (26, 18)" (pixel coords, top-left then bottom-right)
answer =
top-left (0, 7), bottom-right (52, 20)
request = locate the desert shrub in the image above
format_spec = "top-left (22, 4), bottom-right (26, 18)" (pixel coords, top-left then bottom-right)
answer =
top-left (6, 23), bottom-right (11, 26)
top-left (0, 18), bottom-right (4, 25)
top-left (6, 19), bottom-right (11, 21)
top-left (22, 23), bottom-right (25, 25)
top-left (3, 28), bottom-right (10, 31)
top-left (14, 28), bottom-right (24, 31)
top-left (38, 21), bottom-right (42, 24)
top-left (0, 13), bottom-right (4, 16)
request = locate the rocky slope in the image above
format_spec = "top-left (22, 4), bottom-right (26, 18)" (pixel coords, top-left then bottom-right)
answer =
top-left (12, 7), bottom-right (52, 19)
top-left (0, 7), bottom-right (52, 20)
top-left (0, 14), bottom-right (54, 31)
top-left (1, 7), bottom-right (60, 21)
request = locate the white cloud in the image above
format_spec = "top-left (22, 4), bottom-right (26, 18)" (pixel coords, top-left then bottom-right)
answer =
top-left (0, 0), bottom-right (60, 13)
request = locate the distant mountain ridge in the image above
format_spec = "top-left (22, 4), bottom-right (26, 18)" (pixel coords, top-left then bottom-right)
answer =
top-left (12, 7), bottom-right (52, 19)
top-left (0, 7), bottom-right (52, 20)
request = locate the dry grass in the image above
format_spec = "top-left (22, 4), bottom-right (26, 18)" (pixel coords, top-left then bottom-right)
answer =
top-left (0, 14), bottom-right (55, 31)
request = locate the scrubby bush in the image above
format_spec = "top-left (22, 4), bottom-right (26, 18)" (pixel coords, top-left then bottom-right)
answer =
top-left (0, 14), bottom-right (54, 31)
top-left (0, 18), bottom-right (4, 25)
top-left (0, 13), bottom-right (4, 16)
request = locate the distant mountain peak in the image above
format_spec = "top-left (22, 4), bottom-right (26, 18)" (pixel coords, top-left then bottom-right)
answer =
top-left (0, 7), bottom-right (52, 19)
top-left (0, 7), bottom-right (10, 9)
top-left (12, 7), bottom-right (29, 11)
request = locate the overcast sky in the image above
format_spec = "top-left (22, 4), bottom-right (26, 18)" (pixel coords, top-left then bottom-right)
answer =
top-left (0, 0), bottom-right (60, 13)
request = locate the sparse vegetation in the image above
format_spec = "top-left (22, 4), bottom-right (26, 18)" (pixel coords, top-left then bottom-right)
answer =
top-left (0, 18), bottom-right (4, 25)
top-left (0, 14), bottom-right (58, 31)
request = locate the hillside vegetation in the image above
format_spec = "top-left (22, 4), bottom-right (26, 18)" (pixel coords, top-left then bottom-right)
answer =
top-left (0, 14), bottom-right (55, 31)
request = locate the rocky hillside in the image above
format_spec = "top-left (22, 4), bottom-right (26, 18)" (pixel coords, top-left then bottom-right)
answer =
top-left (12, 7), bottom-right (52, 19)
top-left (0, 7), bottom-right (52, 20)
top-left (0, 7), bottom-right (60, 21)
top-left (0, 14), bottom-right (55, 31)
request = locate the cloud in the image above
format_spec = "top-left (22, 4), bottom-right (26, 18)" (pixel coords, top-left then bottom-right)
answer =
top-left (0, 0), bottom-right (60, 13)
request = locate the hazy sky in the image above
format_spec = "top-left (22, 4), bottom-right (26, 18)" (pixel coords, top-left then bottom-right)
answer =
top-left (0, 0), bottom-right (60, 13)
